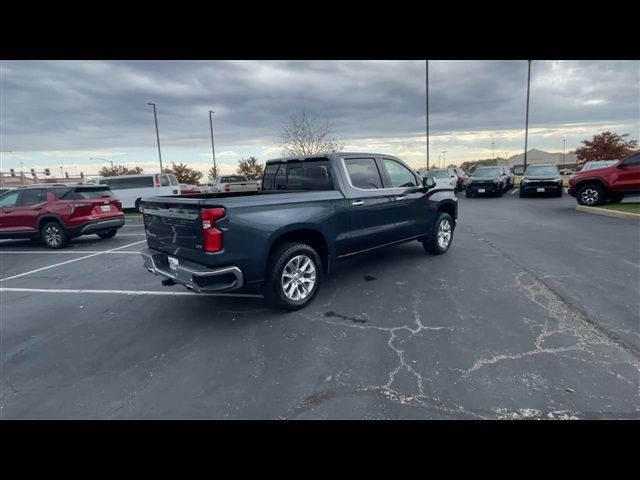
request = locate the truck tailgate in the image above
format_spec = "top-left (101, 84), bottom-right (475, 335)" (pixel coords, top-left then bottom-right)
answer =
top-left (228, 182), bottom-right (257, 192)
top-left (142, 197), bottom-right (210, 264)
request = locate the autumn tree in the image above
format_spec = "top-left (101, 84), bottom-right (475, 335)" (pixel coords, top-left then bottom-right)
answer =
top-left (278, 109), bottom-right (344, 156)
top-left (575, 131), bottom-right (638, 165)
top-left (236, 157), bottom-right (264, 180)
top-left (162, 162), bottom-right (203, 185)
top-left (98, 165), bottom-right (144, 177)
top-left (207, 165), bottom-right (220, 183)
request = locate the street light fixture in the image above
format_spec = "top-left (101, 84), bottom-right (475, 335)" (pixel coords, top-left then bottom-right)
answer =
top-left (209, 110), bottom-right (217, 179)
top-left (563, 139), bottom-right (566, 165)
top-left (147, 102), bottom-right (163, 172)
top-left (90, 157), bottom-right (114, 168)
top-left (523, 60), bottom-right (532, 173)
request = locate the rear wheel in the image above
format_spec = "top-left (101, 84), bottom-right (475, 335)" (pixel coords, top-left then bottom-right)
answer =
top-left (135, 199), bottom-right (144, 213)
top-left (576, 184), bottom-right (605, 206)
top-left (41, 221), bottom-right (69, 249)
top-left (97, 229), bottom-right (118, 239)
top-left (263, 242), bottom-right (322, 310)
top-left (423, 212), bottom-right (454, 255)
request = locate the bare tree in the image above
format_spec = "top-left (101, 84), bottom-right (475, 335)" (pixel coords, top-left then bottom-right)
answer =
top-left (278, 109), bottom-right (345, 156)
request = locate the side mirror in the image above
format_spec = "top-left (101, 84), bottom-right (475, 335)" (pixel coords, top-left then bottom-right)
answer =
top-left (616, 163), bottom-right (625, 169)
top-left (422, 176), bottom-right (436, 189)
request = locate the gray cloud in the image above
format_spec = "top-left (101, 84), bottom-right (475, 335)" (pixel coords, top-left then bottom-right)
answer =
top-left (1, 60), bottom-right (638, 153)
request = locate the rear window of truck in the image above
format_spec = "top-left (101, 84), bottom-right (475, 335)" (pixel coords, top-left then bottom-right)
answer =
top-left (220, 176), bottom-right (248, 183)
top-left (262, 160), bottom-right (334, 191)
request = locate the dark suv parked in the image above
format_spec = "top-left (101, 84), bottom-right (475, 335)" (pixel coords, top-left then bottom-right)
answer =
top-left (519, 164), bottom-right (563, 197)
top-left (465, 166), bottom-right (508, 197)
top-left (0, 185), bottom-right (125, 248)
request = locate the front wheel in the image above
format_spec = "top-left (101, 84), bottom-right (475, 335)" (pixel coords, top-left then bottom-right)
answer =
top-left (576, 184), bottom-right (605, 206)
top-left (97, 229), bottom-right (118, 239)
top-left (263, 242), bottom-right (322, 310)
top-left (423, 212), bottom-right (454, 255)
top-left (135, 199), bottom-right (144, 213)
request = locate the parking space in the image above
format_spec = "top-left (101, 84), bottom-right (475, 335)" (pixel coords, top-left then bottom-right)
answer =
top-left (1, 196), bottom-right (639, 419)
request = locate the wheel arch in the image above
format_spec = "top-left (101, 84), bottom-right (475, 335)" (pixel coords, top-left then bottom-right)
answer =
top-left (266, 226), bottom-right (331, 274)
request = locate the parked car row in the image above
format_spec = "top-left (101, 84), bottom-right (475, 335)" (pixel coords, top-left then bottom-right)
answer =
top-left (465, 166), bottom-right (515, 197)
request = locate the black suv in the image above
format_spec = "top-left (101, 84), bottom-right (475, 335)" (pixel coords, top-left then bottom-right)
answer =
top-left (465, 166), bottom-right (508, 197)
top-left (520, 164), bottom-right (563, 197)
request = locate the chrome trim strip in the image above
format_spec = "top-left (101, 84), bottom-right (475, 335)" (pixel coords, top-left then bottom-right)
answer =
top-left (337, 234), bottom-right (426, 258)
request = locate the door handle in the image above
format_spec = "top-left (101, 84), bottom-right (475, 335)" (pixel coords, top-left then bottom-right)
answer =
top-left (352, 201), bottom-right (364, 206)
top-left (395, 196), bottom-right (406, 201)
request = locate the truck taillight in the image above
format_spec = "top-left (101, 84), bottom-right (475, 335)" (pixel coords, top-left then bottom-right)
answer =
top-left (256, 182), bottom-right (261, 190)
top-left (200, 207), bottom-right (225, 252)
top-left (224, 184), bottom-right (230, 192)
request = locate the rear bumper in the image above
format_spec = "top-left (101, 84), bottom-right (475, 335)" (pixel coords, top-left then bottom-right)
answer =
top-left (68, 216), bottom-right (125, 236)
top-left (140, 247), bottom-right (244, 293)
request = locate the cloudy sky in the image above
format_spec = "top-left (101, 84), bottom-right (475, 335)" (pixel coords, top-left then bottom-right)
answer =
top-left (1, 60), bottom-right (638, 178)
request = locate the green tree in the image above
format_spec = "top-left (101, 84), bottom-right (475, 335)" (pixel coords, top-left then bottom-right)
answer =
top-left (98, 165), bottom-right (144, 177)
top-left (459, 158), bottom-right (497, 173)
top-left (236, 156), bottom-right (264, 180)
top-left (575, 131), bottom-right (638, 164)
top-left (163, 162), bottom-right (203, 184)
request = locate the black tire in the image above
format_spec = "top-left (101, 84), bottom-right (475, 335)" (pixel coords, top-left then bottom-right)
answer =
top-left (135, 199), bottom-right (144, 213)
top-left (519, 189), bottom-right (526, 198)
top-left (496, 190), bottom-right (503, 197)
top-left (97, 229), bottom-right (118, 239)
top-left (40, 221), bottom-right (69, 249)
top-left (576, 184), bottom-right (605, 206)
top-left (423, 212), bottom-right (454, 255)
top-left (555, 189), bottom-right (563, 197)
top-left (465, 190), bottom-right (471, 198)
top-left (263, 242), bottom-right (323, 311)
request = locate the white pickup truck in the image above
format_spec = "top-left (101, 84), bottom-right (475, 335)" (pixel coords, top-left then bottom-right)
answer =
top-left (205, 175), bottom-right (259, 193)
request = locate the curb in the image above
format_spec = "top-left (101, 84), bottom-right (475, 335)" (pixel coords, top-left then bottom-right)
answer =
top-left (576, 205), bottom-right (640, 220)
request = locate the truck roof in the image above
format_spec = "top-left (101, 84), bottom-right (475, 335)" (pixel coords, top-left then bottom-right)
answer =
top-left (265, 152), bottom-right (402, 164)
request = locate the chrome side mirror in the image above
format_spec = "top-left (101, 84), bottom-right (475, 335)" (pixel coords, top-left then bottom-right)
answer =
top-left (422, 176), bottom-right (436, 189)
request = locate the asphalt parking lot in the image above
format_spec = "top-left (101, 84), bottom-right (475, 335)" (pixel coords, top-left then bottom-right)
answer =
top-left (1, 192), bottom-right (639, 419)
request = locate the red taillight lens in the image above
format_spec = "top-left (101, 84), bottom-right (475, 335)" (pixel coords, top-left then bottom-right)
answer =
top-left (200, 207), bottom-right (225, 252)
top-left (224, 184), bottom-right (230, 192)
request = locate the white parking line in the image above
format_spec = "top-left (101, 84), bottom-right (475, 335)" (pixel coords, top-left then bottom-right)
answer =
top-left (511, 188), bottom-right (520, 194)
top-left (113, 233), bottom-right (146, 236)
top-left (0, 287), bottom-right (262, 298)
top-left (0, 240), bottom-right (146, 282)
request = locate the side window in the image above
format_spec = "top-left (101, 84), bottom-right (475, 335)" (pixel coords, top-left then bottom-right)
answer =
top-left (622, 153), bottom-right (640, 167)
top-left (19, 189), bottom-right (45, 206)
top-left (0, 191), bottom-right (20, 207)
top-left (158, 175), bottom-right (170, 187)
top-left (168, 174), bottom-right (178, 186)
top-left (344, 158), bottom-right (383, 190)
top-left (382, 159), bottom-right (418, 188)
top-left (274, 165), bottom-right (287, 190)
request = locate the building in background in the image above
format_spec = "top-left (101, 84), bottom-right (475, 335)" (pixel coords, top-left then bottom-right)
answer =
top-left (497, 149), bottom-right (578, 174)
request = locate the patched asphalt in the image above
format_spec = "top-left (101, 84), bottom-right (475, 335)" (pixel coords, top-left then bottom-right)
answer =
top-left (1, 195), bottom-right (639, 419)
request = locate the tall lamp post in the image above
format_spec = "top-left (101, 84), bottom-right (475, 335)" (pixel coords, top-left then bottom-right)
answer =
top-left (523, 60), bottom-right (532, 173)
top-left (441, 150), bottom-right (447, 168)
top-left (492, 142), bottom-right (495, 159)
top-left (90, 157), bottom-right (113, 168)
top-left (147, 102), bottom-right (163, 173)
top-left (426, 60), bottom-right (429, 170)
top-left (562, 138), bottom-right (566, 165)
top-left (209, 110), bottom-right (217, 179)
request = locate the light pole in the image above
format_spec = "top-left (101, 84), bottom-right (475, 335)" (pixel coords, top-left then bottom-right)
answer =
top-left (147, 102), bottom-right (163, 172)
top-left (90, 157), bottom-right (113, 168)
top-left (208, 110), bottom-right (217, 179)
top-left (492, 142), bottom-right (495, 159)
top-left (441, 150), bottom-right (447, 168)
top-left (523, 60), bottom-right (532, 173)
top-left (562, 138), bottom-right (566, 165)
top-left (426, 60), bottom-right (429, 170)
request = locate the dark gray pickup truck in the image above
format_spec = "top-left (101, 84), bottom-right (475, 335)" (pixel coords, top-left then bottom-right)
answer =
top-left (140, 152), bottom-right (457, 310)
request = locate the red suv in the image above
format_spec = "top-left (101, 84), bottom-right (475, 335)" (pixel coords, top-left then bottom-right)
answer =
top-left (0, 185), bottom-right (125, 248)
top-left (568, 151), bottom-right (640, 206)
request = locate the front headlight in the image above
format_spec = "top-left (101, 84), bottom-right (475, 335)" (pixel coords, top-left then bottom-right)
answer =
top-left (555, 178), bottom-right (563, 184)
top-left (521, 178), bottom-right (528, 185)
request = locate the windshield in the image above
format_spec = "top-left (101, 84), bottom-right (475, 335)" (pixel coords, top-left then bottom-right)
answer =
top-left (525, 165), bottom-right (559, 176)
top-left (429, 170), bottom-right (449, 178)
top-left (221, 176), bottom-right (247, 183)
top-left (584, 161), bottom-right (616, 171)
top-left (473, 167), bottom-right (500, 177)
